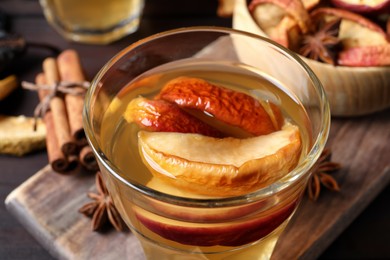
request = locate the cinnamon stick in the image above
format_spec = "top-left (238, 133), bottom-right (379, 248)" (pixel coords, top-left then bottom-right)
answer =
top-left (43, 58), bottom-right (78, 156)
top-left (79, 145), bottom-right (99, 172)
top-left (35, 73), bottom-right (69, 173)
top-left (67, 154), bottom-right (80, 172)
top-left (57, 49), bottom-right (87, 145)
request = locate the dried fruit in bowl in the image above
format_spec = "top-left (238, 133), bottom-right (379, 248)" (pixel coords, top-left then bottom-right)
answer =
top-left (330, 0), bottom-right (390, 14)
top-left (248, 0), bottom-right (390, 66)
top-left (249, 0), bottom-right (311, 50)
top-left (337, 44), bottom-right (390, 66)
top-left (310, 7), bottom-right (390, 66)
top-left (311, 8), bottom-right (389, 47)
top-left (236, 0), bottom-right (390, 116)
top-left (299, 18), bottom-right (342, 65)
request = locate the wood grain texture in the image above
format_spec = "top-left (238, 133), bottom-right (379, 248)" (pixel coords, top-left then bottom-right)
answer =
top-left (5, 166), bottom-right (144, 260)
top-left (5, 109), bottom-right (390, 259)
top-left (273, 109), bottom-right (390, 259)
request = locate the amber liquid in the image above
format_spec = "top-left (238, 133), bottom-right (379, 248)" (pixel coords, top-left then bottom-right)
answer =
top-left (100, 59), bottom-right (311, 259)
top-left (40, 0), bottom-right (143, 44)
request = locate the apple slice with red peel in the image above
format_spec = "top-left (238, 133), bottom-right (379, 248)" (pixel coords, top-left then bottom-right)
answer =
top-left (249, 2), bottom-right (293, 47)
top-left (338, 44), bottom-right (390, 66)
top-left (124, 97), bottom-right (222, 137)
top-left (310, 7), bottom-right (390, 66)
top-left (158, 77), bottom-right (284, 136)
top-left (134, 199), bottom-right (298, 246)
top-left (310, 8), bottom-right (389, 48)
top-left (330, 0), bottom-right (390, 14)
top-left (249, 0), bottom-right (310, 33)
top-left (249, 1), bottom-right (285, 30)
top-left (146, 177), bottom-right (270, 221)
top-left (269, 16), bottom-right (303, 50)
top-left (249, 0), bottom-right (310, 49)
top-left (138, 123), bottom-right (301, 197)
top-left (147, 176), bottom-right (272, 218)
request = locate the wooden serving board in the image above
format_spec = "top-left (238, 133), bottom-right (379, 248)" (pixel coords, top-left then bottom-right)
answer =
top-left (5, 109), bottom-right (390, 260)
top-left (4, 36), bottom-right (390, 259)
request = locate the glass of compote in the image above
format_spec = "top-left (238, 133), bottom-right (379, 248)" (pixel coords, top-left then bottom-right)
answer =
top-left (83, 27), bottom-right (330, 259)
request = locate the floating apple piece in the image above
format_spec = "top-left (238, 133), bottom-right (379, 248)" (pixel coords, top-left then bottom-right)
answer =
top-left (125, 77), bottom-right (299, 197)
top-left (138, 123), bottom-right (301, 197)
top-left (134, 199), bottom-right (297, 246)
top-left (124, 97), bottom-right (222, 137)
top-left (146, 177), bottom-right (272, 222)
top-left (158, 77), bottom-right (284, 136)
top-left (330, 0), bottom-right (390, 14)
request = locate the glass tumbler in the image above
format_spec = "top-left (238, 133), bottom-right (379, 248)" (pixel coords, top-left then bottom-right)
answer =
top-left (39, 0), bottom-right (144, 44)
top-left (83, 27), bottom-right (330, 259)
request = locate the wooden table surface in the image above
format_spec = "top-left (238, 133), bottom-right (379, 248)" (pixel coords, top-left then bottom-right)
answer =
top-left (0, 0), bottom-right (389, 259)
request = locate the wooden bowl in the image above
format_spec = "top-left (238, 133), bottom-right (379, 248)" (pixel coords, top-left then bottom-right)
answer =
top-left (233, 0), bottom-right (390, 117)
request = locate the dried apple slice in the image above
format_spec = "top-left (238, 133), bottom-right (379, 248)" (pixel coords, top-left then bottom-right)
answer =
top-left (146, 177), bottom-right (273, 221)
top-left (338, 44), bottom-right (390, 66)
top-left (134, 199), bottom-right (297, 246)
top-left (138, 123), bottom-right (301, 197)
top-left (270, 16), bottom-right (303, 50)
top-left (249, 2), bottom-right (291, 47)
top-left (249, 0), bottom-right (310, 33)
top-left (158, 77), bottom-right (284, 136)
top-left (310, 7), bottom-right (389, 48)
top-left (249, 0), bottom-right (310, 49)
top-left (310, 7), bottom-right (390, 66)
top-left (124, 97), bottom-right (222, 137)
top-left (330, 0), bottom-right (390, 14)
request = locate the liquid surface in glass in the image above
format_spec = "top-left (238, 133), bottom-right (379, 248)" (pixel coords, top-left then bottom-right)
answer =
top-left (101, 59), bottom-right (311, 194)
top-left (99, 59), bottom-right (312, 259)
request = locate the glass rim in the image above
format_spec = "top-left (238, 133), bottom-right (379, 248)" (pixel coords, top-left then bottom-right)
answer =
top-left (83, 26), bottom-right (330, 207)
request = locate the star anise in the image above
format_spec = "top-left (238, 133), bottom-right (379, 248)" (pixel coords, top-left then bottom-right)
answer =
top-left (79, 172), bottom-right (126, 232)
top-left (307, 148), bottom-right (341, 201)
top-left (299, 18), bottom-right (342, 65)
